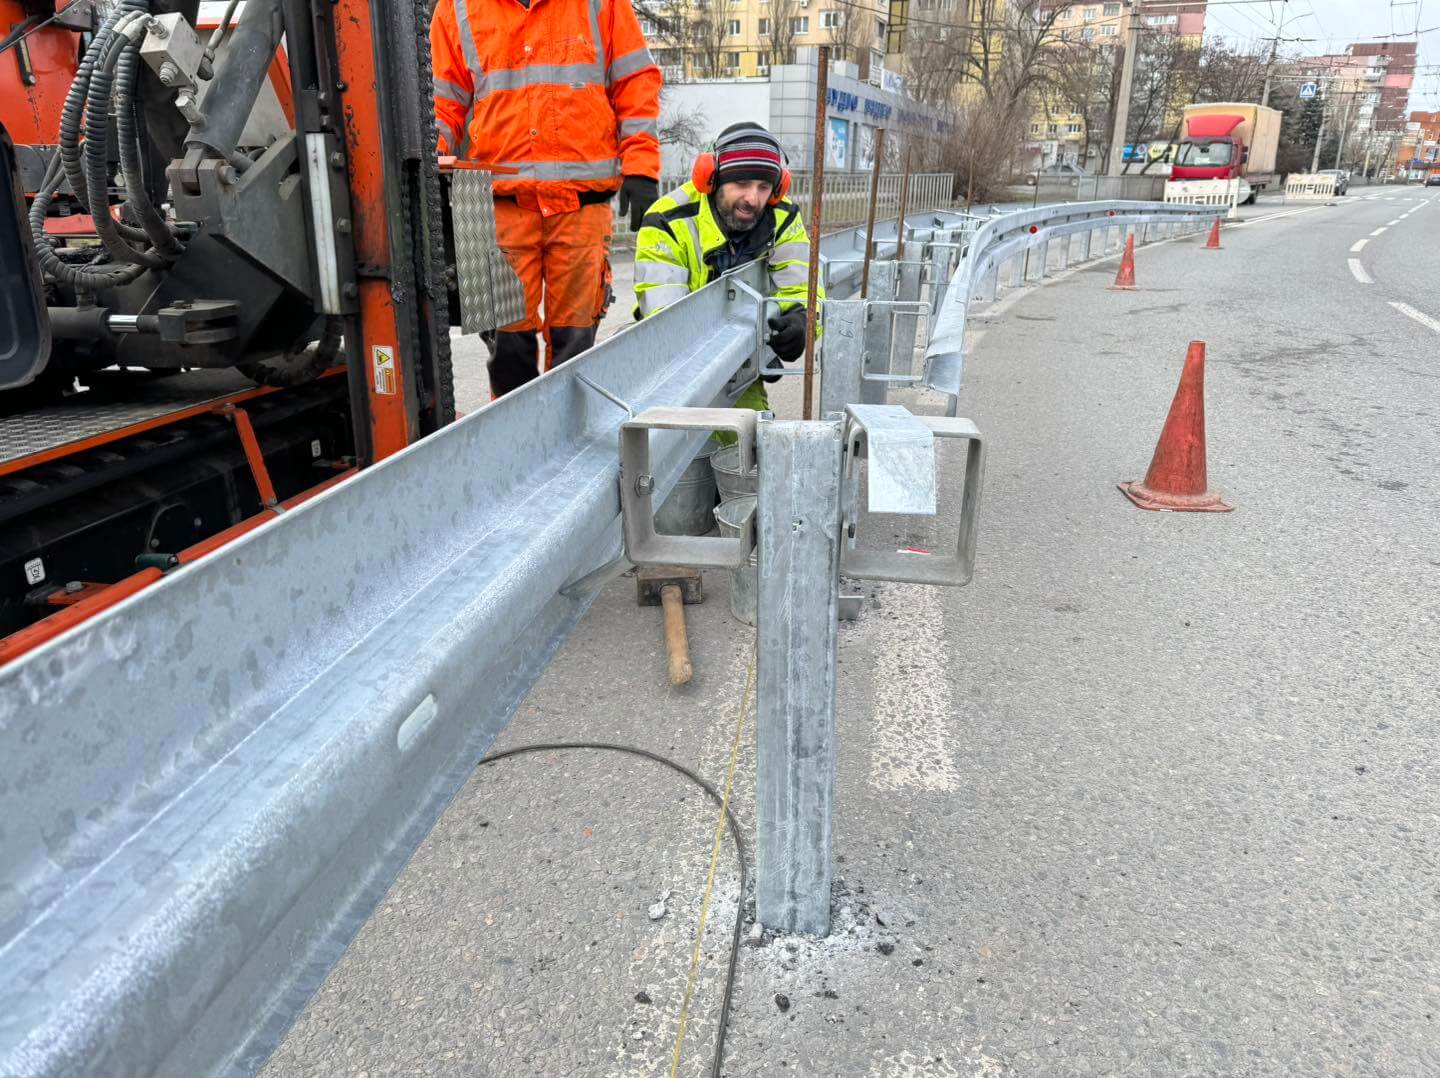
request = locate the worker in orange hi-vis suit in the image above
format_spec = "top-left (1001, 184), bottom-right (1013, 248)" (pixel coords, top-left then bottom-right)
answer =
top-left (430, 0), bottom-right (662, 396)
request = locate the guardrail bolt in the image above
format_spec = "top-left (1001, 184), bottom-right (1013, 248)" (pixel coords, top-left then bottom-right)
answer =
top-left (635, 474), bottom-right (655, 496)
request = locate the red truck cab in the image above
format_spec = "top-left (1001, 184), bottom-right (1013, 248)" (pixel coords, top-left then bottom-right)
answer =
top-left (1171, 114), bottom-right (1246, 181)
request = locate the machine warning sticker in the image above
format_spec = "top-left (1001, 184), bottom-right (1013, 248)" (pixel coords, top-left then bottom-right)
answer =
top-left (372, 345), bottom-right (397, 395)
top-left (24, 557), bottom-right (45, 586)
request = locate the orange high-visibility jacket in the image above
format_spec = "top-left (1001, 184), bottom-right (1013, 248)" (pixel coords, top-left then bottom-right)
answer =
top-left (430, 0), bottom-right (662, 212)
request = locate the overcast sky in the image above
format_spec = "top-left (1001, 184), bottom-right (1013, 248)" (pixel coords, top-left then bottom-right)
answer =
top-left (1204, 0), bottom-right (1440, 110)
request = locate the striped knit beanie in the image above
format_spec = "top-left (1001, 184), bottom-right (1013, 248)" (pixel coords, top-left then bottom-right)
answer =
top-left (712, 123), bottom-right (784, 188)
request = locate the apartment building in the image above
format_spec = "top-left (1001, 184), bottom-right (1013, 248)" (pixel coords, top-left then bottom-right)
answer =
top-left (1029, 0), bottom-right (1207, 172)
top-left (640, 0), bottom-right (897, 82)
top-left (1395, 111), bottom-right (1439, 177)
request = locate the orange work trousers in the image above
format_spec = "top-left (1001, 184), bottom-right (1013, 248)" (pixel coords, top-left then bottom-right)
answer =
top-left (490, 198), bottom-right (612, 397)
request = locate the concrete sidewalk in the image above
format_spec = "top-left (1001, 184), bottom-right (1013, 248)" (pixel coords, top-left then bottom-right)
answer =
top-left (267, 194), bottom-right (1440, 1076)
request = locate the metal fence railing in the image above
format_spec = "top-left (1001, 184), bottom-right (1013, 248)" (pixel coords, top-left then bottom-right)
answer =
top-left (1032, 174), bottom-right (1168, 204)
top-left (614, 172), bottom-right (955, 236)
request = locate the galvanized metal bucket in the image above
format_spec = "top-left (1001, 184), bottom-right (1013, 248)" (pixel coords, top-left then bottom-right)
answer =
top-left (710, 443), bottom-right (758, 501)
top-left (655, 448), bottom-right (719, 536)
top-left (713, 494), bottom-right (757, 627)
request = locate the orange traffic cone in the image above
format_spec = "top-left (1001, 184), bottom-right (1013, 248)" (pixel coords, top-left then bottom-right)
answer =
top-left (1119, 341), bottom-right (1233, 513)
top-left (1110, 233), bottom-right (1137, 290)
top-left (1204, 217), bottom-right (1222, 250)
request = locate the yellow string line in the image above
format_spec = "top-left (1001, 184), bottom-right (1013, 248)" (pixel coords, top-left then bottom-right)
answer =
top-left (667, 641), bottom-right (757, 1078)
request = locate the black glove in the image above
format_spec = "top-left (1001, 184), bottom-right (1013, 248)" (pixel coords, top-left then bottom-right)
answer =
top-left (619, 175), bottom-right (659, 232)
top-left (767, 308), bottom-right (807, 362)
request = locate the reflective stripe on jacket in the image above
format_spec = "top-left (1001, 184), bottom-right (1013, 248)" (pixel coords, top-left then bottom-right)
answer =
top-left (633, 181), bottom-right (821, 320)
top-left (430, 0), bottom-right (661, 211)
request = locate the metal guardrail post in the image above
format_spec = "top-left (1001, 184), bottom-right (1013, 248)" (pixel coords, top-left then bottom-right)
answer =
top-left (755, 414), bottom-right (845, 937)
top-left (818, 299), bottom-right (865, 416)
top-left (860, 261), bottom-right (897, 405)
top-left (892, 259), bottom-right (925, 376)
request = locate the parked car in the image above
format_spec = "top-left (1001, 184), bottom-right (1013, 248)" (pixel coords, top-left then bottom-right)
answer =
top-left (1426, 172), bottom-right (1440, 188)
top-left (1022, 163), bottom-right (1091, 186)
top-left (1316, 168), bottom-right (1349, 195)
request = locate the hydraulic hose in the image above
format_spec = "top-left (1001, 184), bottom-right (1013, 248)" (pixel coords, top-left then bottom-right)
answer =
top-left (183, 0), bottom-right (283, 165)
top-left (114, 47), bottom-right (185, 258)
top-left (83, 13), bottom-right (167, 269)
top-left (56, 1), bottom-right (147, 219)
top-left (30, 152), bottom-right (147, 287)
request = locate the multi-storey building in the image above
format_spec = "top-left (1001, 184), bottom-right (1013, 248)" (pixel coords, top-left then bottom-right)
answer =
top-left (640, 0), bottom-right (897, 82)
top-left (1395, 111), bottom-right (1440, 176)
top-left (1297, 43), bottom-right (1417, 141)
top-left (1027, 1), bottom-right (1207, 173)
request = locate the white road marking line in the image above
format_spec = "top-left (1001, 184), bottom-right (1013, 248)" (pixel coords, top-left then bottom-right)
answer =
top-left (1371, 227), bottom-right (1388, 236)
top-left (1348, 259), bottom-right (1374, 284)
top-left (1237, 205), bottom-right (1327, 226)
top-left (1390, 301), bottom-right (1440, 334)
top-left (1350, 238), bottom-right (1370, 253)
top-left (1386, 218), bottom-right (1401, 226)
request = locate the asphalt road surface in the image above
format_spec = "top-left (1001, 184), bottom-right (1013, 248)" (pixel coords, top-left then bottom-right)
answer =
top-left (265, 187), bottom-right (1440, 1077)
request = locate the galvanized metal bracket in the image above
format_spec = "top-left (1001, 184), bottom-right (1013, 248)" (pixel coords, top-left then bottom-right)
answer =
top-left (620, 407), bottom-right (758, 569)
top-left (722, 275), bottom-right (767, 399)
top-left (841, 405), bottom-right (986, 586)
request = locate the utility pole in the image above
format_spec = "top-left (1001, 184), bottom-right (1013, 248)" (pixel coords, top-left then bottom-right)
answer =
top-left (1310, 93), bottom-right (1329, 174)
top-left (1107, 0), bottom-right (1141, 176)
top-left (1333, 90), bottom-right (1355, 170)
top-left (1260, 1), bottom-right (1286, 108)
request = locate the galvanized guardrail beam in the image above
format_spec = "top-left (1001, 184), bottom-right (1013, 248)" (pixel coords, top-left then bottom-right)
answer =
top-left (1, 193), bottom-right (1182, 1073)
top-left (922, 200), bottom-right (1215, 410)
top-left (0, 262), bottom-right (780, 1078)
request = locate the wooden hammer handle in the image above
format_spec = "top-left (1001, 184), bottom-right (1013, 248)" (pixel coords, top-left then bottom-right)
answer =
top-left (660, 583), bottom-right (693, 686)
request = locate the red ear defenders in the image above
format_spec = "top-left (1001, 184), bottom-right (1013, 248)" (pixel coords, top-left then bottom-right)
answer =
top-left (691, 139), bottom-right (792, 205)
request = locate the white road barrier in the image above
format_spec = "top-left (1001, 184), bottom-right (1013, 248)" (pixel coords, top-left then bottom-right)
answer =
top-left (1164, 178), bottom-right (1246, 218)
top-left (1284, 174), bottom-right (1338, 201)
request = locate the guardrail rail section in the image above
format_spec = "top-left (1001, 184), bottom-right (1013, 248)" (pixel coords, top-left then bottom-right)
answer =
top-left (0, 194), bottom-right (1213, 1077)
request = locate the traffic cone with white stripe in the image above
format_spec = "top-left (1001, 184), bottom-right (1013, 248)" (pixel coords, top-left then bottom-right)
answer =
top-left (1110, 233), bottom-right (1137, 290)
top-left (1119, 341), bottom-right (1233, 513)
top-left (1204, 216), bottom-right (1222, 250)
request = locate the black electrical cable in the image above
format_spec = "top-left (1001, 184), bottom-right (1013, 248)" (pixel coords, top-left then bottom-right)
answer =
top-left (478, 742), bottom-right (748, 1078)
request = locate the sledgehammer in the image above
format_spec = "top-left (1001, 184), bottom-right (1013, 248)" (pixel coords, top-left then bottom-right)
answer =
top-left (636, 567), bottom-right (703, 686)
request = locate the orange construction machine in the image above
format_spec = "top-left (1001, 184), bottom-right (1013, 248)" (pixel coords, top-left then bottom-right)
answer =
top-left (0, 0), bottom-right (517, 661)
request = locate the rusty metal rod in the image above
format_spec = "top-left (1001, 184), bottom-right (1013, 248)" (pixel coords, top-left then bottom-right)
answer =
top-left (801, 45), bottom-right (829, 422)
top-left (859, 126), bottom-right (886, 299)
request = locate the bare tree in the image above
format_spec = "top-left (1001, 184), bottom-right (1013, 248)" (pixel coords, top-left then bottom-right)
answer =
top-left (633, 0), bottom-right (696, 79)
top-left (1048, 37), bottom-right (1119, 169)
top-left (824, 5), bottom-right (866, 66)
top-left (904, 0), bottom-right (1086, 197)
top-left (768, 0), bottom-right (800, 66)
top-left (688, 0), bottom-right (737, 78)
top-left (659, 94), bottom-right (709, 156)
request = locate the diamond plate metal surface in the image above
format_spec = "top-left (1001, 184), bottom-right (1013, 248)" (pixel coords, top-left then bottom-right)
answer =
top-left (451, 170), bottom-right (526, 334)
top-left (0, 370), bottom-right (257, 466)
